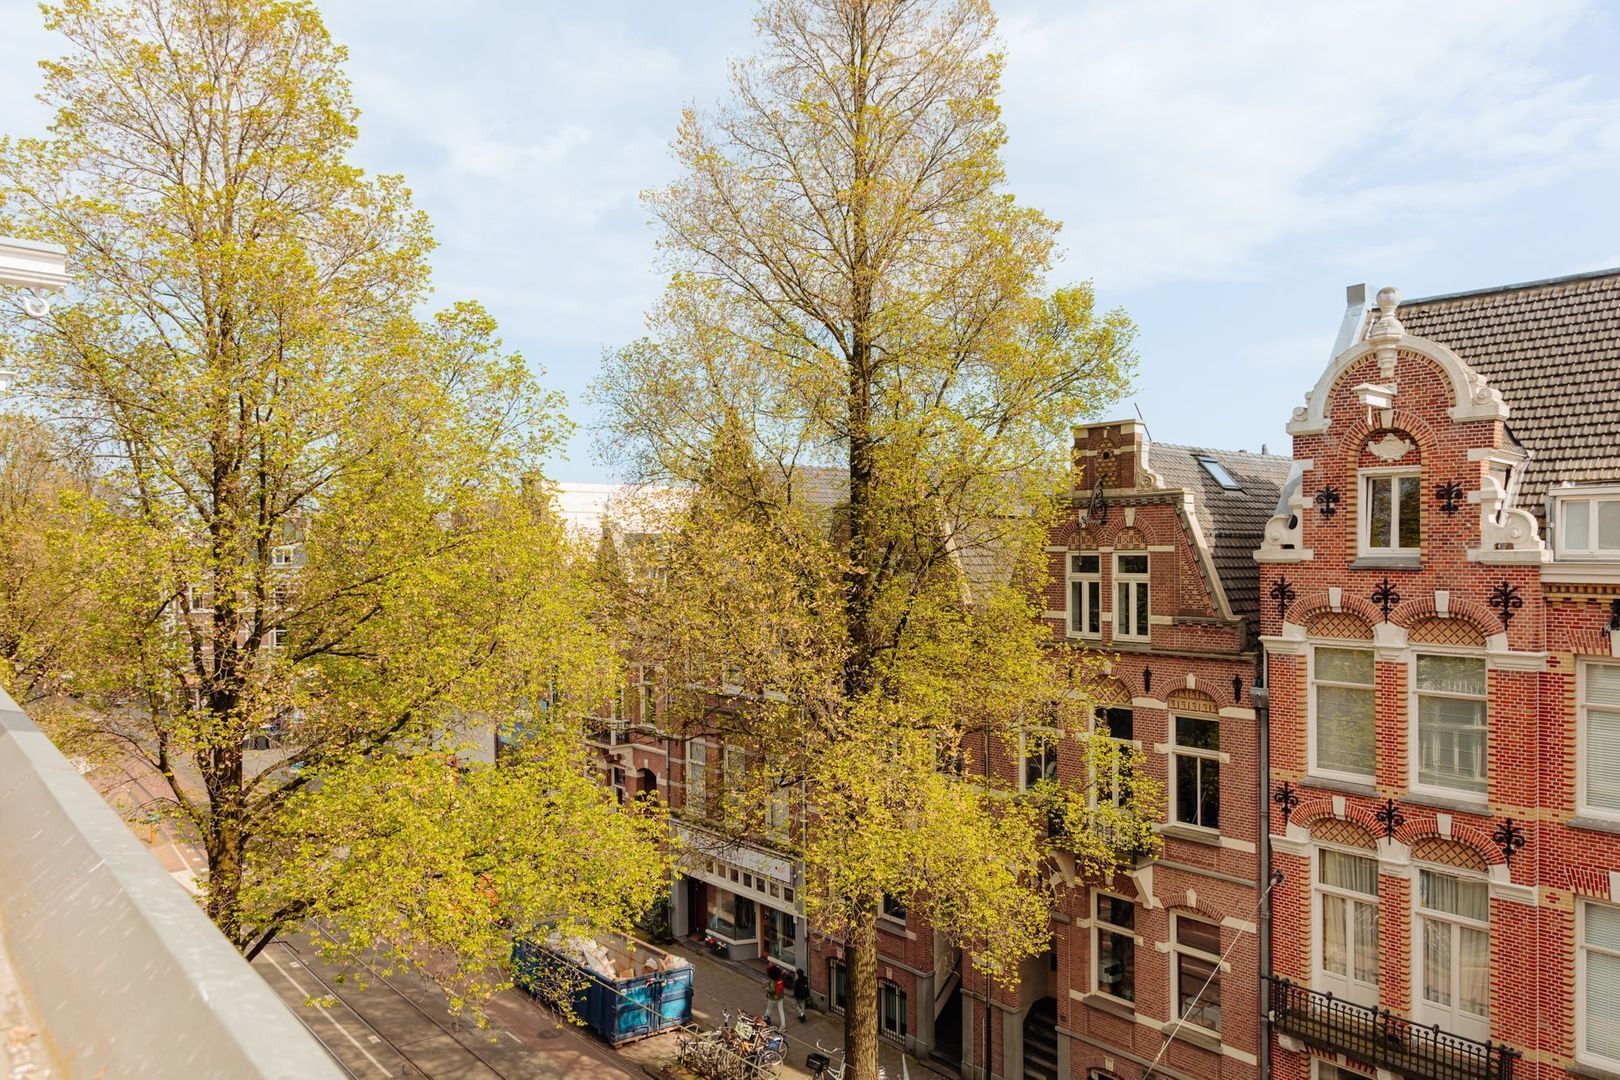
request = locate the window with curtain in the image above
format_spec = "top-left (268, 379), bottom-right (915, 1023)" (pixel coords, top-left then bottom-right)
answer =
top-left (1361, 470), bottom-right (1421, 554)
top-left (1069, 553), bottom-right (1101, 637)
top-left (1173, 715), bottom-right (1220, 830)
top-left (1094, 893), bottom-right (1136, 1003)
top-left (1582, 902), bottom-right (1620, 1068)
top-left (1559, 493), bottom-right (1620, 556)
top-left (1172, 915), bottom-right (1222, 1033)
top-left (1415, 655), bottom-right (1488, 795)
top-left (1584, 663), bottom-right (1620, 816)
top-left (1417, 869), bottom-right (1489, 1031)
top-left (1313, 647), bottom-right (1376, 780)
top-left (1114, 554), bottom-right (1150, 640)
top-left (1318, 849), bottom-right (1379, 990)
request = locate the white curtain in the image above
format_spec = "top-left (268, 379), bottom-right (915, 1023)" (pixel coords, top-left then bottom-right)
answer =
top-left (1587, 665), bottom-right (1620, 811)
top-left (1315, 649), bottom-right (1375, 776)
top-left (1422, 919), bottom-right (1452, 1006)
top-left (1321, 894), bottom-right (1347, 976)
top-left (1587, 905), bottom-right (1620, 1060)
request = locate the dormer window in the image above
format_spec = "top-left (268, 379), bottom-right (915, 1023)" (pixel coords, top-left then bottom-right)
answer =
top-left (1556, 488), bottom-right (1620, 558)
top-left (1360, 468), bottom-right (1421, 556)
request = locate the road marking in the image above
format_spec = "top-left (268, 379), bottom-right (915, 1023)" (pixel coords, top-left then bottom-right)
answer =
top-left (263, 950), bottom-right (394, 1078)
top-left (505, 1031), bottom-right (522, 1044)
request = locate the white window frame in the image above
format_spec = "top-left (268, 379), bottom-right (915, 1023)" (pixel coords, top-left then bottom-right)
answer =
top-left (1170, 912), bottom-right (1222, 1035)
top-left (1554, 487), bottom-right (1620, 559)
top-left (1307, 642), bottom-right (1377, 786)
top-left (1170, 713), bottom-right (1220, 832)
top-left (1019, 727), bottom-right (1059, 793)
top-left (1578, 660), bottom-right (1620, 821)
top-left (270, 544), bottom-right (298, 568)
top-left (1311, 843), bottom-right (1380, 1007)
top-left (187, 585), bottom-right (212, 614)
top-left (1358, 466), bottom-right (1422, 557)
top-left (1113, 552), bottom-right (1150, 642)
top-left (1577, 898), bottom-right (1620, 1072)
top-left (1067, 551), bottom-right (1102, 639)
top-left (270, 625), bottom-right (289, 650)
top-left (1091, 706), bottom-right (1137, 810)
top-left (686, 739), bottom-right (707, 811)
top-left (1407, 649), bottom-right (1488, 803)
top-left (1092, 890), bottom-right (1137, 1005)
top-left (1410, 863), bottom-right (1490, 1041)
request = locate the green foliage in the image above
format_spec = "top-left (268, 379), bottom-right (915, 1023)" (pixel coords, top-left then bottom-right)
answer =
top-left (0, 0), bottom-right (669, 1023)
top-left (595, 3), bottom-right (1153, 1070)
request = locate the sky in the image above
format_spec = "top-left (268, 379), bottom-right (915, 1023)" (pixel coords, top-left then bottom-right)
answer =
top-left (4, 0), bottom-right (1620, 480)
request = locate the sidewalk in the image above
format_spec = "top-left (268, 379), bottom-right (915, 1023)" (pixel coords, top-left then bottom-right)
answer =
top-left (614, 941), bottom-right (953, 1080)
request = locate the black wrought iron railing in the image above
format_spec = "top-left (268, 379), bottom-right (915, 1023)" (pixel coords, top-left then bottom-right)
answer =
top-left (1267, 976), bottom-right (1518, 1080)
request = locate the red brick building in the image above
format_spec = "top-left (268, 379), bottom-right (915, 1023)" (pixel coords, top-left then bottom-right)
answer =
top-left (959, 421), bottom-right (1289, 1080)
top-left (1258, 269), bottom-right (1620, 1080)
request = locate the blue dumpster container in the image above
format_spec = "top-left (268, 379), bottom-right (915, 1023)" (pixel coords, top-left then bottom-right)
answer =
top-left (512, 931), bottom-right (694, 1045)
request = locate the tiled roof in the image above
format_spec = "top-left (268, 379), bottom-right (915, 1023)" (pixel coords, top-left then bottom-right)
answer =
top-left (1391, 268), bottom-right (1620, 512)
top-left (1148, 443), bottom-right (1293, 618)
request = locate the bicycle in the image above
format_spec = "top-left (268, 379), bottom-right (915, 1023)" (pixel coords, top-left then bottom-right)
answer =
top-left (805, 1041), bottom-right (886, 1080)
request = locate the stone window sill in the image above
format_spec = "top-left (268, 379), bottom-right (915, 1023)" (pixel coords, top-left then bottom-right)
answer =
top-left (1163, 1019), bottom-right (1223, 1054)
top-left (1160, 823), bottom-right (1222, 848)
top-left (1568, 1060), bottom-right (1620, 1080)
top-left (1569, 816), bottom-right (1620, 838)
top-left (1402, 789), bottom-right (1490, 816)
top-left (1350, 556), bottom-right (1423, 571)
top-left (1080, 992), bottom-right (1137, 1022)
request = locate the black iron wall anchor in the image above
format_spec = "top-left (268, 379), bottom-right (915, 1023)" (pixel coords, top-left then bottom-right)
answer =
top-left (1270, 577), bottom-right (1297, 620)
top-left (1488, 580), bottom-right (1524, 630)
top-left (1141, 666), bottom-right (1152, 695)
top-left (1373, 797), bottom-right (1405, 840)
top-left (1371, 578), bottom-right (1401, 622)
top-left (1435, 481), bottom-right (1465, 515)
top-left (1491, 817), bottom-right (1527, 867)
top-left (1274, 781), bottom-right (1301, 827)
top-left (1233, 674), bottom-right (1243, 704)
top-left (1314, 486), bottom-right (1341, 519)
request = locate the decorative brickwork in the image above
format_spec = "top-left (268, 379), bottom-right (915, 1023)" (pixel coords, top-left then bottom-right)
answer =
top-left (1165, 688), bottom-right (1219, 714)
top-left (1411, 836), bottom-right (1489, 872)
top-left (1310, 817), bottom-right (1376, 849)
top-left (1304, 611), bottom-right (1374, 641)
top-left (1407, 616), bottom-right (1487, 648)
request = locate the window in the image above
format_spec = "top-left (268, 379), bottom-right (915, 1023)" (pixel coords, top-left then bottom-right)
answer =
top-left (1095, 707), bottom-right (1134, 807)
top-left (879, 981), bottom-right (907, 1040)
top-left (1022, 730), bottom-right (1058, 790)
top-left (610, 766), bottom-right (626, 804)
top-left (1312, 647), bottom-right (1375, 781)
top-left (1316, 849), bottom-right (1378, 1002)
top-left (1583, 663), bottom-right (1620, 817)
top-left (1559, 492), bottom-right (1620, 556)
top-left (1414, 654), bottom-right (1487, 796)
top-left (187, 586), bottom-right (211, 614)
top-left (1093, 893), bottom-right (1135, 1003)
top-left (1415, 869), bottom-right (1489, 1036)
top-left (1172, 914), bottom-right (1221, 1033)
top-left (1114, 554), bottom-right (1150, 641)
top-left (270, 625), bottom-right (289, 650)
top-left (1196, 455), bottom-right (1242, 491)
top-left (1580, 901), bottom-right (1620, 1069)
top-left (1068, 553), bottom-right (1102, 637)
top-left (881, 894), bottom-right (907, 925)
top-left (686, 740), bottom-right (707, 812)
top-left (706, 886), bottom-right (757, 941)
top-left (1172, 715), bottom-right (1219, 830)
top-left (270, 544), bottom-right (297, 568)
top-left (1360, 470), bottom-right (1421, 554)
top-left (829, 960), bottom-right (848, 1012)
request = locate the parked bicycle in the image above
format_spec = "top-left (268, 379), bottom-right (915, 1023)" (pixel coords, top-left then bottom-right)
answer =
top-left (806, 1041), bottom-right (887, 1080)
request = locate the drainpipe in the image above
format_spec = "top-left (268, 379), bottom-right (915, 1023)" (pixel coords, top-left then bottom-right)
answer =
top-left (985, 725), bottom-right (994, 1080)
top-left (1254, 641), bottom-right (1273, 1080)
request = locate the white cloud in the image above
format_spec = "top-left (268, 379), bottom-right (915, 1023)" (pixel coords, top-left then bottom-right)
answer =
top-left (999, 0), bottom-right (1620, 287)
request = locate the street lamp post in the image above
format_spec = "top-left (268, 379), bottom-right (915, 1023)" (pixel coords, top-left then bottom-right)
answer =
top-left (0, 236), bottom-right (68, 316)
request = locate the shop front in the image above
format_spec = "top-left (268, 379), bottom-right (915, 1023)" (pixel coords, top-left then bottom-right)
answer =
top-left (672, 822), bottom-right (807, 972)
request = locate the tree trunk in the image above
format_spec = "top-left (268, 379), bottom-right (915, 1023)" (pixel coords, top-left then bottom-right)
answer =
top-left (845, 897), bottom-right (881, 1080)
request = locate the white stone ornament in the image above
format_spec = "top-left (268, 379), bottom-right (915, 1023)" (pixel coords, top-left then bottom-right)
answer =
top-left (1367, 433), bottom-right (1416, 461)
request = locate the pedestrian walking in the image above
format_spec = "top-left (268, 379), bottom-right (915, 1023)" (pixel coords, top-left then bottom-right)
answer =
top-left (792, 968), bottom-right (810, 1021)
top-left (765, 964), bottom-right (788, 1028)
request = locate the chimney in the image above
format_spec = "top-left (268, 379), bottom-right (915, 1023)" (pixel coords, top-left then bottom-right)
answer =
top-left (1331, 283), bottom-right (1368, 360)
top-left (1072, 419), bottom-right (1149, 495)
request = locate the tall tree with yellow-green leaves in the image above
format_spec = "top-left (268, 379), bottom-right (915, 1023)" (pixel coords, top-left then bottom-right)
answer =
top-left (0, 0), bottom-right (672, 1020)
top-left (594, 0), bottom-right (1154, 1073)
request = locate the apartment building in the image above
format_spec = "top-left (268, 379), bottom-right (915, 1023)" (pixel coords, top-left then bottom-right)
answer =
top-left (1257, 269), bottom-right (1620, 1080)
top-left (956, 423), bottom-right (1287, 1080)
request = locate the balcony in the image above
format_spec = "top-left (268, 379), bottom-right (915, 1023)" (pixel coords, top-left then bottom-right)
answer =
top-left (1268, 976), bottom-right (1518, 1080)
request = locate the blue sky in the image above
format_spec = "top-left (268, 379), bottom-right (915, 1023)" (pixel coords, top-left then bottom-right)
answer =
top-left (6, 1), bottom-right (1620, 478)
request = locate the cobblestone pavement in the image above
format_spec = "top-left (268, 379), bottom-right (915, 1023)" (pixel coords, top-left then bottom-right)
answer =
top-left (614, 941), bottom-right (952, 1080)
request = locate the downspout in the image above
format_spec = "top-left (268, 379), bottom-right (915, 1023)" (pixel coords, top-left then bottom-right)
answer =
top-left (1253, 640), bottom-right (1273, 1080)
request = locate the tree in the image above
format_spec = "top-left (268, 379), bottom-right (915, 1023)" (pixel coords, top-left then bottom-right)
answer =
top-left (0, 0), bottom-right (672, 1020)
top-left (594, 1), bottom-right (1150, 1073)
